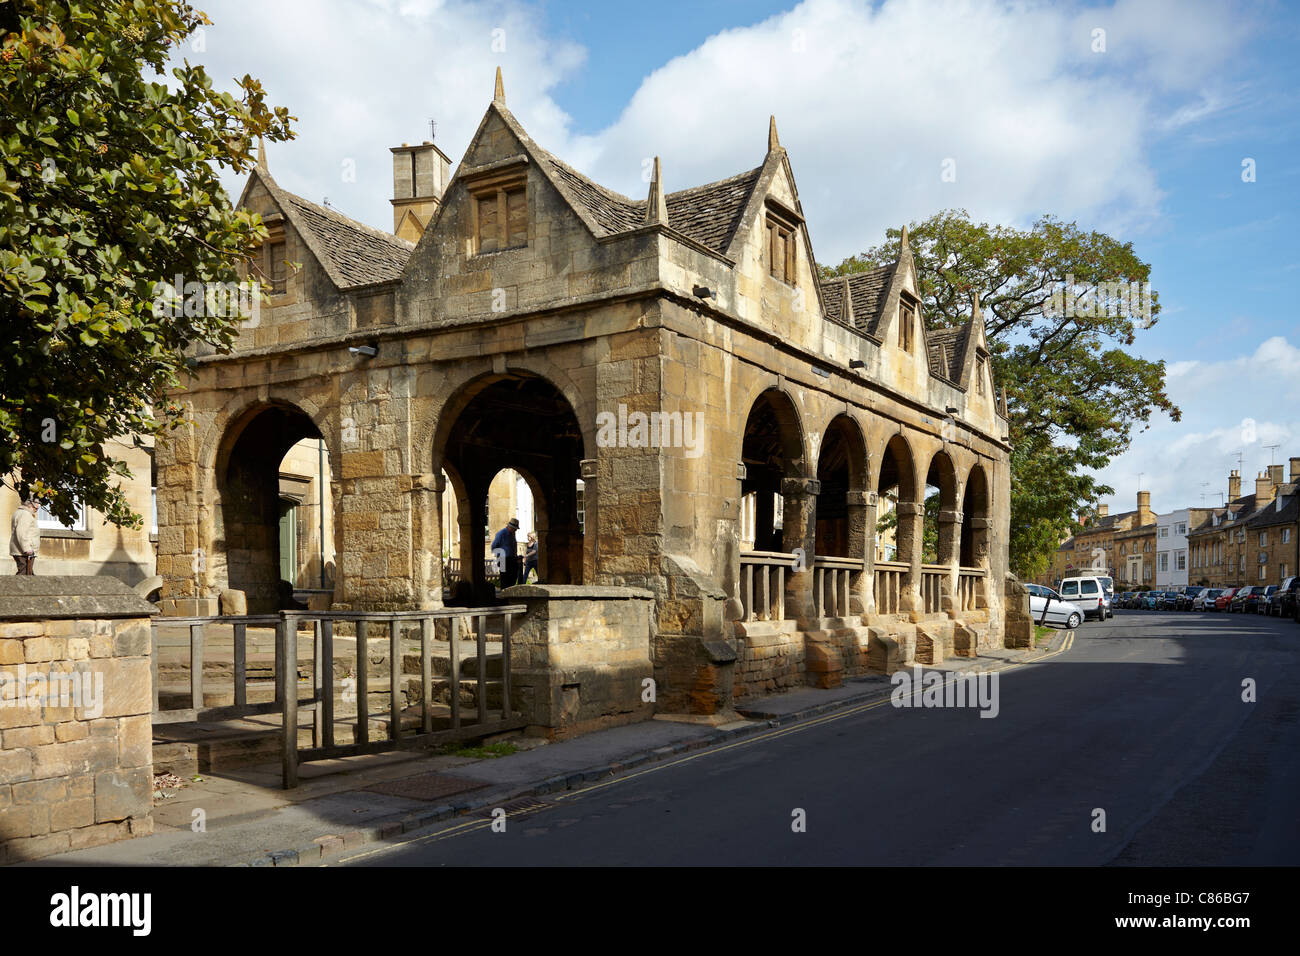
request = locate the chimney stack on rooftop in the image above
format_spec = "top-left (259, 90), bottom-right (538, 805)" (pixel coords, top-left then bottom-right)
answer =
top-left (1137, 490), bottom-right (1153, 527)
top-left (1228, 469), bottom-right (1241, 502)
top-left (391, 139), bottom-right (451, 243)
top-left (1256, 471), bottom-right (1276, 507)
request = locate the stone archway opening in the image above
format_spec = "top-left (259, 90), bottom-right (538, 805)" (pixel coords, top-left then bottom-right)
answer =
top-left (960, 464), bottom-right (990, 568)
top-left (215, 402), bottom-right (333, 613)
top-left (435, 373), bottom-right (584, 602)
top-left (923, 450), bottom-right (960, 615)
top-left (874, 434), bottom-right (917, 614)
top-left (815, 416), bottom-right (868, 559)
top-left (740, 390), bottom-right (804, 554)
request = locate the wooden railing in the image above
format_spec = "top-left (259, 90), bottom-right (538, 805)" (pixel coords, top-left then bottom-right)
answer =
top-left (874, 561), bottom-right (907, 615)
top-left (278, 606), bottom-right (526, 788)
top-left (738, 550), bottom-right (791, 622)
top-left (151, 614), bottom-right (281, 724)
top-left (920, 565), bottom-right (947, 615)
top-left (812, 555), bottom-right (861, 618)
top-left (958, 567), bottom-right (985, 612)
top-left (150, 607), bottom-right (527, 788)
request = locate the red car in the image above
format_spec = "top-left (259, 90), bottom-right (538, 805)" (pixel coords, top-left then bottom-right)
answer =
top-left (1215, 587), bottom-right (1238, 611)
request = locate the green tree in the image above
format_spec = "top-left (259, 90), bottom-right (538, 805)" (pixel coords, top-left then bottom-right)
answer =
top-left (0, 0), bottom-right (293, 527)
top-left (826, 209), bottom-right (1179, 579)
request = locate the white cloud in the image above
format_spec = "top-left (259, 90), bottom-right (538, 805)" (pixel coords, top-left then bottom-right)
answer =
top-left (188, 0), bottom-right (1255, 263)
top-left (1097, 336), bottom-right (1300, 514)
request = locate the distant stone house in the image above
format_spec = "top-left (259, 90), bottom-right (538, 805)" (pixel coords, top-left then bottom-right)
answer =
top-left (1189, 462), bottom-right (1300, 587)
top-left (153, 72), bottom-right (1016, 715)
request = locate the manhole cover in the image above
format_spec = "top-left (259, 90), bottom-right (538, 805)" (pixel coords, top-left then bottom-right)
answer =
top-left (364, 773), bottom-right (490, 801)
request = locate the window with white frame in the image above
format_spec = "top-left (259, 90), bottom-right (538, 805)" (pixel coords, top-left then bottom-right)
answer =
top-left (1259, 531), bottom-right (1268, 547)
top-left (1176, 522), bottom-right (1186, 535)
top-left (36, 500), bottom-right (87, 532)
top-left (1176, 550), bottom-right (1186, 571)
top-left (1158, 552), bottom-right (1168, 572)
top-left (1283, 528), bottom-right (1291, 544)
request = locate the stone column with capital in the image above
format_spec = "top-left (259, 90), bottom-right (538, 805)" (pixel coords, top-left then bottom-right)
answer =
top-left (937, 508), bottom-right (963, 614)
top-left (895, 499), bottom-right (923, 617)
top-left (781, 475), bottom-right (819, 624)
top-left (847, 488), bottom-right (872, 615)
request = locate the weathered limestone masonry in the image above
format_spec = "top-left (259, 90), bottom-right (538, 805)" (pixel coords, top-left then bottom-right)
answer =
top-left (155, 73), bottom-right (1017, 729)
top-left (0, 577), bottom-right (154, 863)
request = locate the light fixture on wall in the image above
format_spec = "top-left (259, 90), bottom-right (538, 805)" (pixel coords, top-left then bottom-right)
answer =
top-left (349, 344), bottom-right (378, 359)
top-left (945, 405), bottom-right (959, 414)
top-left (693, 284), bottom-right (716, 300)
top-left (849, 359), bottom-right (866, 369)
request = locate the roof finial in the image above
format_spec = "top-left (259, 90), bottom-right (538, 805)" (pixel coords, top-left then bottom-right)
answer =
top-left (494, 66), bottom-right (506, 106)
top-left (257, 135), bottom-right (267, 170)
top-left (899, 224), bottom-right (909, 249)
top-left (645, 157), bottom-right (668, 225)
top-left (972, 288), bottom-right (980, 315)
top-left (768, 115), bottom-right (780, 152)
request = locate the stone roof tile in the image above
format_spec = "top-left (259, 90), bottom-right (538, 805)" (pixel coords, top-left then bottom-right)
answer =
top-left (280, 193), bottom-right (415, 289)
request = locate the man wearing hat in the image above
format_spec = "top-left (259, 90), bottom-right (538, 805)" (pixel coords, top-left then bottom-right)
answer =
top-left (490, 517), bottom-right (521, 589)
top-left (9, 499), bottom-right (41, 575)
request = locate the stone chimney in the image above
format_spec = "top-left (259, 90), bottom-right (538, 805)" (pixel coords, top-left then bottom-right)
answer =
top-left (1290, 457), bottom-right (1300, 484)
top-left (1098, 503), bottom-right (1109, 518)
top-left (1267, 463), bottom-right (1284, 487)
top-left (1256, 471), bottom-right (1276, 507)
top-left (391, 140), bottom-right (451, 243)
top-left (1136, 490), bottom-right (1153, 527)
top-left (1228, 469), bottom-right (1241, 502)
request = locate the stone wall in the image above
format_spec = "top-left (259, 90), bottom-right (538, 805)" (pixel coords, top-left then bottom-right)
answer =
top-left (0, 577), bottom-right (155, 863)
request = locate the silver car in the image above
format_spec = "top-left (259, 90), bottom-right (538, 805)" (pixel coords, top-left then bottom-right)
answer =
top-left (1025, 584), bottom-right (1084, 628)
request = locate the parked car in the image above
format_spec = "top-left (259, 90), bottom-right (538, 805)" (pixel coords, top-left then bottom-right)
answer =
top-left (1275, 576), bottom-right (1300, 619)
top-left (1059, 576), bottom-right (1107, 621)
top-left (1141, 591), bottom-right (1161, 610)
top-left (1193, 588), bottom-right (1223, 611)
top-left (1177, 586), bottom-right (1203, 611)
top-left (1117, 591), bottom-right (1135, 609)
top-left (1025, 584), bottom-right (1084, 629)
top-left (1249, 585), bottom-right (1277, 614)
top-left (1215, 587), bottom-right (1238, 611)
top-left (1097, 576), bottom-right (1115, 619)
top-left (1158, 590), bottom-right (1180, 611)
top-left (1229, 586), bottom-right (1254, 612)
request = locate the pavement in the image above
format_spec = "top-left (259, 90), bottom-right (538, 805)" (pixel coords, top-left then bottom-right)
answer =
top-left (20, 628), bottom-right (1066, 867)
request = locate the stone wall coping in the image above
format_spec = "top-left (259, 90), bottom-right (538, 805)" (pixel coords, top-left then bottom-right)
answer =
top-left (503, 584), bottom-right (655, 601)
top-left (0, 576), bottom-right (158, 620)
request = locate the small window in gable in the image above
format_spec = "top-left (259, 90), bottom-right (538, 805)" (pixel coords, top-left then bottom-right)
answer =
top-left (976, 355), bottom-right (987, 395)
top-left (898, 297), bottom-right (916, 352)
top-left (469, 166), bottom-right (528, 256)
top-left (765, 212), bottom-right (797, 286)
top-left (269, 240), bottom-right (287, 295)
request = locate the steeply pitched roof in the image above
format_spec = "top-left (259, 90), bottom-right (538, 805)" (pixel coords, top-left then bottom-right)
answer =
top-left (1244, 493), bottom-right (1299, 529)
top-left (241, 167), bottom-right (415, 290)
top-left (926, 327), bottom-right (963, 381)
top-left (279, 192), bottom-right (414, 289)
top-left (537, 149), bottom-right (762, 256)
top-left (819, 265), bottom-right (894, 334)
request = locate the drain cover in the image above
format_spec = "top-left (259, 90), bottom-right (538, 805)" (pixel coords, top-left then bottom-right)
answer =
top-left (475, 797), bottom-right (553, 819)
top-left (364, 773), bottom-right (490, 801)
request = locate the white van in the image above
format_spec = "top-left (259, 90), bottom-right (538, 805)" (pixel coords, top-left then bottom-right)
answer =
top-left (1059, 576), bottom-right (1107, 621)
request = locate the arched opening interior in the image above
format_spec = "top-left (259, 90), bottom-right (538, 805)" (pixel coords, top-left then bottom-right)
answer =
top-left (216, 402), bottom-right (333, 612)
top-left (436, 373), bottom-right (584, 602)
top-left (875, 435), bottom-right (916, 563)
top-left (740, 390), bottom-right (804, 553)
top-left (923, 450), bottom-right (958, 566)
top-left (815, 416), bottom-right (867, 558)
top-left (960, 464), bottom-right (990, 568)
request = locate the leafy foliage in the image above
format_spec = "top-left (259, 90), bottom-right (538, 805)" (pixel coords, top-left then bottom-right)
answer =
top-left (827, 209), bottom-right (1179, 578)
top-left (0, 0), bottom-right (292, 526)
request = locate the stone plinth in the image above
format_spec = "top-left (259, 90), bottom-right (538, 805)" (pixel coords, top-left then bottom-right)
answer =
top-left (504, 584), bottom-right (655, 738)
top-left (0, 576), bottom-right (156, 863)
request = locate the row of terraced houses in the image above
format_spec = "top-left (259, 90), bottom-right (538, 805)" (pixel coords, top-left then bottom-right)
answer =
top-left (1038, 457), bottom-right (1300, 591)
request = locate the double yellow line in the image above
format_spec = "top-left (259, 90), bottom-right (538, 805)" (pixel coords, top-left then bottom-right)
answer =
top-left (335, 631), bottom-right (1077, 864)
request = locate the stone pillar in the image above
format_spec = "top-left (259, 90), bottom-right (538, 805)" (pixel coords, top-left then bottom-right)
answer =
top-left (580, 458), bottom-right (598, 586)
top-left (895, 500), bottom-right (923, 617)
top-left (781, 476), bottom-right (819, 623)
top-left (968, 516), bottom-right (990, 607)
top-left (848, 488), bottom-right (872, 615)
top-left (410, 472), bottom-right (442, 609)
top-left (937, 508), bottom-right (962, 614)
